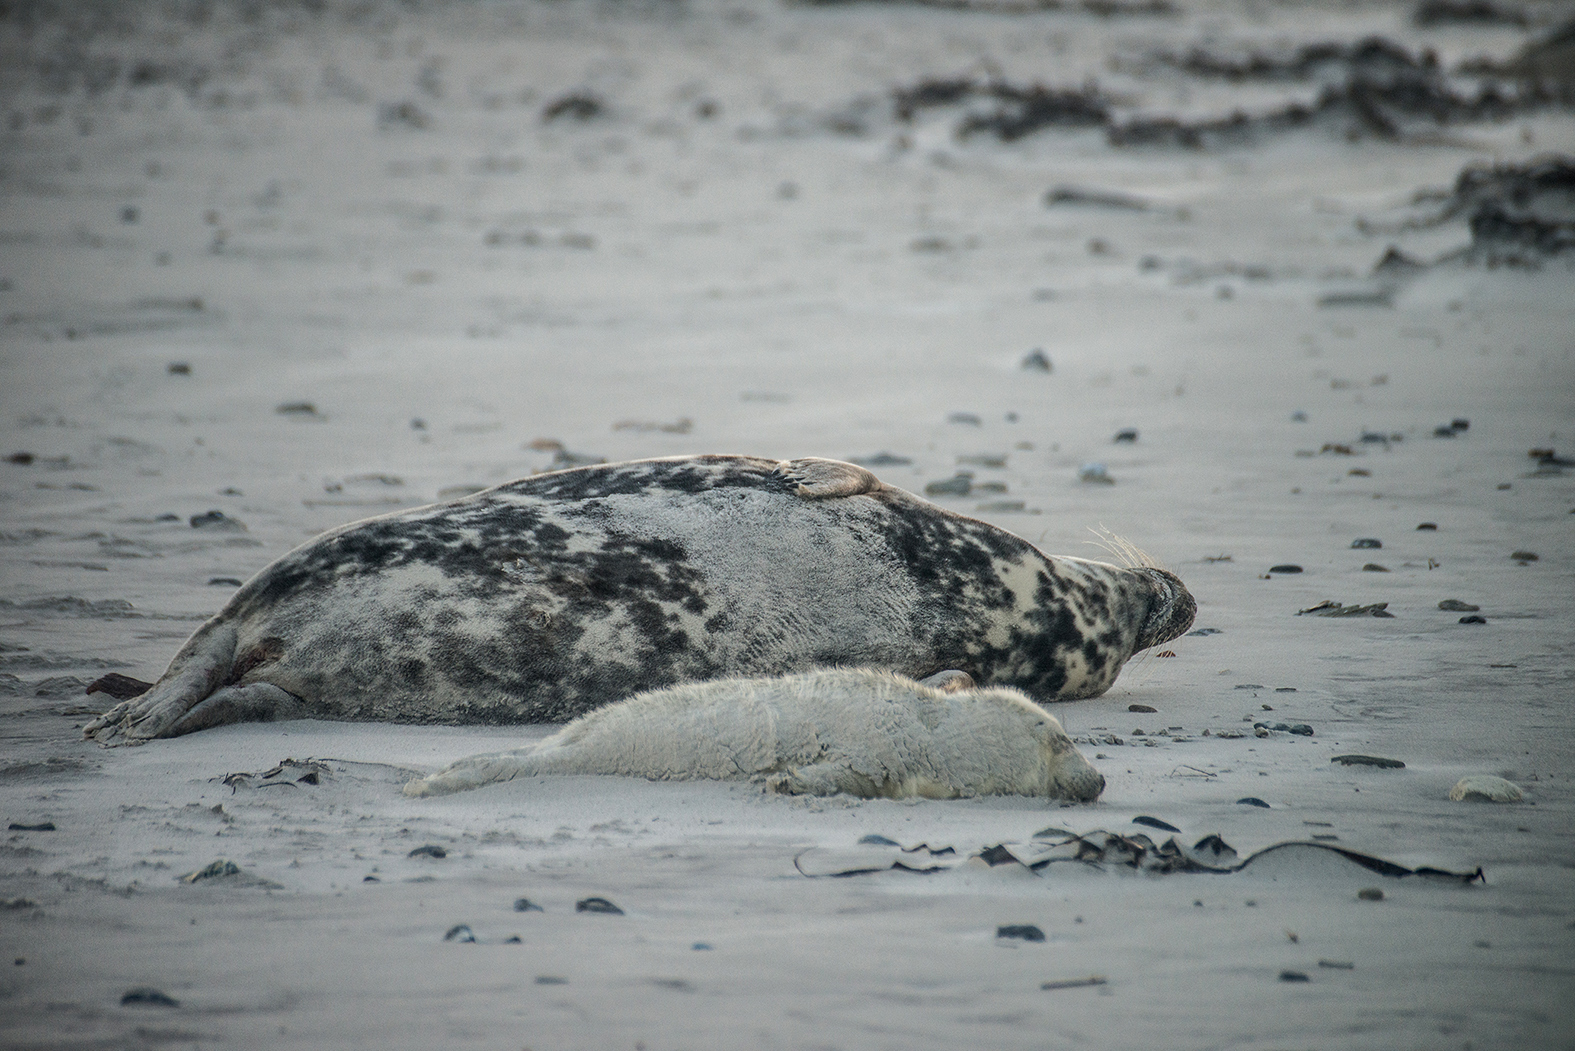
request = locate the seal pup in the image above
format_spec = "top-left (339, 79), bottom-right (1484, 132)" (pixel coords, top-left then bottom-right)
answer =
top-left (85, 455), bottom-right (1194, 744)
top-left (403, 667), bottom-right (1106, 802)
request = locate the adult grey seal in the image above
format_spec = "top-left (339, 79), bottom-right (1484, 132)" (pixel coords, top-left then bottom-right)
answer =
top-left (84, 455), bottom-right (1194, 745)
top-left (403, 667), bottom-right (1106, 802)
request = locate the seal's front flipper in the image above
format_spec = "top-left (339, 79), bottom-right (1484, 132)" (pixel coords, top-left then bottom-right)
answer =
top-left (918, 670), bottom-right (976, 693)
top-left (766, 761), bottom-right (880, 798)
top-left (775, 458), bottom-right (882, 500)
top-left (403, 749), bottom-right (538, 797)
top-left (83, 623), bottom-right (237, 746)
top-left (164, 683), bottom-right (307, 737)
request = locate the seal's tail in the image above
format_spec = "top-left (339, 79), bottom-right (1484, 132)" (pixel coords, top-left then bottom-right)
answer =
top-left (82, 621), bottom-right (237, 746)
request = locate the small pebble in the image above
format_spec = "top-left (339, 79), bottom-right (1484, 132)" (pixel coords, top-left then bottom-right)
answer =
top-left (443, 924), bottom-right (476, 943)
top-left (274, 401), bottom-right (322, 418)
top-left (1416, 522), bottom-right (1437, 530)
top-left (947, 412), bottom-right (982, 426)
top-left (207, 577), bottom-right (243, 587)
top-left (1077, 462), bottom-right (1113, 484)
top-left (408, 844), bottom-right (447, 858)
top-left (167, 362), bottom-right (191, 375)
top-left (1132, 816), bottom-right (1180, 832)
top-left (1268, 564), bottom-right (1303, 574)
top-left (513, 898), bottom-right (544, 912)
top-left (1128, 704), bottom-right (1157, 713)
top-left (996, 924), bottom-right (1045, 942)
top-left (924, 474), bottom-right (972, 497)
top-left (1236, 797), bottom-right (1271, 808)
top-left (7, 822), bottom-right (55, 831)
top-left (692, 942), bottom-right (713, 951)
top-left (1459, 615), bottom-right (1487, 624)
top-left (1291, 411), bottom-right (1308, 422)
top-left (1510, 550), bottom-right (1538, 562)
top-left (1351, 538), bottom-right (1382, 549)
top-left (1021, 349), bottom-right (1052, 372)
top-left (121, 988), bottom-right (180, 1008)
top-left (1331, 755), bottom-right (1404, 769)
top-left (1113, 428), bottom-right (1138, 443)
top-left (1318, 960), bottom-right (1355, 970)
top-left (1254, 722), bottom-right (1313, 736)
top-left (576, 897), bottom-right (623, 915)
top-left (1361, 563), bottom-right (1388, 572)
top-left (181, 859), bottom-right (241, 882)
top-left (1438, 599), bottom-right (1479, 611)
top-left (504, 935), bottom-right (522, 943)
top-left (1278, 970), bottom-right (1310, 983)
top-left (1451, 418), bottom-right (1469, 431)
top-left (1357, 887), bottom-right (1384, 901)
top-left (189, 510), bottom-right (244, 531)
top-left (858, 834), bottom-right (899, 846)
top-left (1448, 775), bottom-right (1523, 803)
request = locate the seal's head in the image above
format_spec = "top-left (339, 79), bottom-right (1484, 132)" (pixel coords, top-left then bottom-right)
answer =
top-left (1130, 566), bottom-right (1197, 651)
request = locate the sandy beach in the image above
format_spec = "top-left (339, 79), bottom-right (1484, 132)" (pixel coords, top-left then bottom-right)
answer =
top-left (2, 0), bottom-right (1573, 1047)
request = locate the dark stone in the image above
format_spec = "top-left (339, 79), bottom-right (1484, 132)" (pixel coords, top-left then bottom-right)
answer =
top-left (85, 672), bottom-right (155, 700)
top-left (167, 362), bottom-right (191, 375)
top-left (1417, 522), bottom-right (1437, 530)
top-left (576, 897), bottom-right (623, 915)
top-left (1132, 815), bottom-right (1180, 832)
top-left (1128, 704), bottom-right (1157, 713)
top-left (996, 924), bottom-right (1046, 942)
top-left (1351, 538), bottom-right (1382, 549)
top-left (1021, 348), bottom-right (1053, 372)
top-left (1278, 970), bottom-right (1311, 982)
top-left (408, 844), bottom-right (447, 858)
top-left (858, 834), bottom-right (900, 846)
top-left (7, 822), bottom-right (55, 831)
top-left (1113, 428), bottom-right (1139, 443)
top-left (1459, 614), bottom-right (1487, 624)
top-left (443, 924), bottom-right (476, 943)
top-left (542, 93), bottom-right (603, 122)
top-left (513, 898), bottom-right (544, 912)
top-left (1268, 564), bottom-right (1303, 573)
top-left (1235, 797), bottom-right (1271, 808)
top-left (121, 988), bottom-right (180, 1007)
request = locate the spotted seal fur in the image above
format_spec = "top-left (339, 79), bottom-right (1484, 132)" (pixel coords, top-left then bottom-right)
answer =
top-left (402, 667), bottom-right (1106, 801)
top-left (84, 455), bottom-right (1194, 744)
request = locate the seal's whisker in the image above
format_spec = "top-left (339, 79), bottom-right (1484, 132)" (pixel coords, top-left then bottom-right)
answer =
top-left (1084, 525), bottom-right (1162, 570)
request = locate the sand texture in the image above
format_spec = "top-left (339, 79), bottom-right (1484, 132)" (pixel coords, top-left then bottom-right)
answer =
top-left (2, 0), bottom-right (1573, 1048)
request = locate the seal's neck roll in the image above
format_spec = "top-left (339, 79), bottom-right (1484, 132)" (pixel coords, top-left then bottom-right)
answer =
top-left (1130, 567), bottom-right (1197, 651)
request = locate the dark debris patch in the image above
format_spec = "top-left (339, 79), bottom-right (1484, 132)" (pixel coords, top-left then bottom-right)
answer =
top-left (1331, 754), bottom-right (1405, 768)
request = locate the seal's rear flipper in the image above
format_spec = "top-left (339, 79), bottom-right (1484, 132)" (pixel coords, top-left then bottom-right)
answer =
top-left (83, 623), bottom-right (238, 746)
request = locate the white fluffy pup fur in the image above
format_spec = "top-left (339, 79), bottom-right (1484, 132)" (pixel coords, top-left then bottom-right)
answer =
top-left (403, 668), bottom-right (1105, 802)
